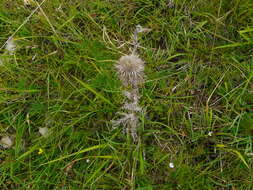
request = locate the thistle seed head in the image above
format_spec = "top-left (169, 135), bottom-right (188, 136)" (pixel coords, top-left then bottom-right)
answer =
top-left (115, 54), bottom-right (144, 88)
top-left (123, 90), bottom-right (139, 102)
top-left (111, 112), bottom-right (138, 142)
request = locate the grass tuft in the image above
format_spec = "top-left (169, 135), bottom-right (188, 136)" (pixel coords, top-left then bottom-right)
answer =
top-left (0, 0), bottom-right (253, 189)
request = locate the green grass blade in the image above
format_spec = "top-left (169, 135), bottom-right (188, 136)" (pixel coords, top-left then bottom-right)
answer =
top-left (73, 76), bottom-right (115, 107)
top-left (214, 42), bottom-right (251, 49)
top-left (228, 149), bottom-right (250, 169)
top-left (41, 144), bottom-right (107, 165)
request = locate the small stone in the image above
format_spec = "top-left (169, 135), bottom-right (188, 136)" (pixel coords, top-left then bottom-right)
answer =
top-left (23, 0), bottom-right (33, 5)
top-left (39, 127), bottom-right (49, 137)
top-left (0, 136), bottom-right (14, 149)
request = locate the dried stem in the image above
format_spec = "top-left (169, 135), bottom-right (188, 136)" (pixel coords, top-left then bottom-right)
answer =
top-left (113, 25), bottom-right (149, 141)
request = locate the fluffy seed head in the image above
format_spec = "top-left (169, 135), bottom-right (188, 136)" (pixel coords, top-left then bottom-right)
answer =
top-left (115, 54), bottom-right (144, 88)
top-left (111, 112), bottom-right (139, 141)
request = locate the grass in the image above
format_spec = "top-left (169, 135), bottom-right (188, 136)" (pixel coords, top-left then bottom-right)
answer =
top-left (0, 0), bottom-right (252, 189)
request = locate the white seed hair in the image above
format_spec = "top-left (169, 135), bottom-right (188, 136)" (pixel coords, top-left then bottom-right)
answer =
top-left (122, 100), bottom-right (142, 112)
top-left (112, 112), bottom-right (139, 140)
top-left (115, 54), bottom-right (144, 88)
top-left (123, 90), bottom-right (140, 101)
top-left (113, 25), bottom-right (148, 142)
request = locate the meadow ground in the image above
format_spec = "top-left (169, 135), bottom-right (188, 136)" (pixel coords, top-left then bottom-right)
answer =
top-left (0, 0), bottom-right (253, 189)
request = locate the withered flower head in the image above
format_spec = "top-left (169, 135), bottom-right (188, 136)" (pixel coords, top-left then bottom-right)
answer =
top-left (115, 54), bottom-right (144, 88)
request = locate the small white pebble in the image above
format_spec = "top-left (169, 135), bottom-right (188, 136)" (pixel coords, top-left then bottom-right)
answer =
top-left (0, 136), bottom-right (13, 149)
top-left (169, 162), bottom-right (174, 168)
top-left (39, 127), bottom-right (49, 137)
top-left (23, 0), bottom-right (33, 5)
